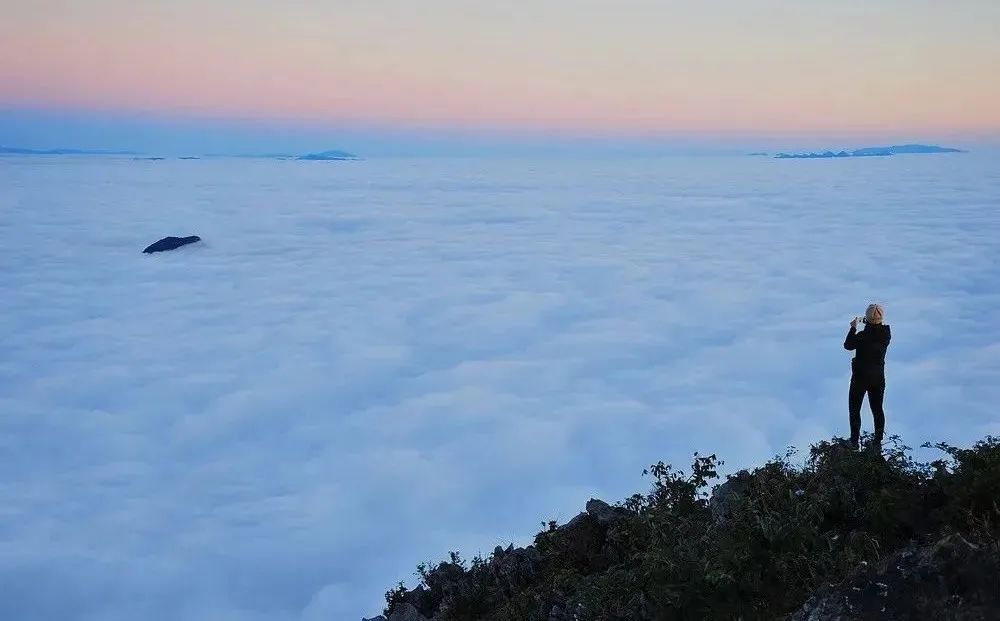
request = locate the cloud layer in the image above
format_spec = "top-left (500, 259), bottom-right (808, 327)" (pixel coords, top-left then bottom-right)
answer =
top-left (1, 153), bottom-right (998, 619)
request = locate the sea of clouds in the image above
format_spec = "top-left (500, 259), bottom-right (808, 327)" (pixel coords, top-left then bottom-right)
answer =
top-left (1, 153), bottom-right (998, 620)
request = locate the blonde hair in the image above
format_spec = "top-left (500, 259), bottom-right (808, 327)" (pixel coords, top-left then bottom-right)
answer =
top-left (865, 303), bottom-right (885, 324)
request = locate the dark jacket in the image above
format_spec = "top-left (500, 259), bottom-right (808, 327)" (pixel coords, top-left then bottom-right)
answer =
top-left (844, 323), bottom-right (891, 380)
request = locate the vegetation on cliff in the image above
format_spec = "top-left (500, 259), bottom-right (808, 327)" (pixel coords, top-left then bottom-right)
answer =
top-left (380, 435), bottom-right (1000, 620)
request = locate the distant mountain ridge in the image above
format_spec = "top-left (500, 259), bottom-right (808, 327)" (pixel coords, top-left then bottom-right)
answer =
top-left (0, 146), bottom-right (140, 156)
top-left (0, 146), bottom-right (360, 160)
top-left (774, 144), bottom-right (964, 159)
top-left (297, 149), bottom-right (359, 161)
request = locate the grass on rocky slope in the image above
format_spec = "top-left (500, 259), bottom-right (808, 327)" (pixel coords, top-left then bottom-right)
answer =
top-left (383, 434), bottom-right (1000, 620)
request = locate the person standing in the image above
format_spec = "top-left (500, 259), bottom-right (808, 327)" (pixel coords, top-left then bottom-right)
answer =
top-left (844, 303), bottom-right (891, 450)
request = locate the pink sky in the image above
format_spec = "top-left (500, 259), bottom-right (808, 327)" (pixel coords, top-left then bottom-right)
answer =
top-left (2, 1), bottom-right (999, 137)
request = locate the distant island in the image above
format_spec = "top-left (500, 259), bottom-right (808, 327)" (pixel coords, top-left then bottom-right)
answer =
top-left (774, 144), bottom-right (964, 159)
top-left (0, 146), bottom-right (139, 156)
top-left (0, 146), bottom-right (363, 161)
top-left (297, 150), bottom-right (359, 161)
top-left (208, 150), bottom-right (358, 160)
top-left (203, 153), bottom-right (297, 159)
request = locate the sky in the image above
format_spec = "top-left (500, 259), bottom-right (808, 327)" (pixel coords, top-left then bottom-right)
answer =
top-left (2, 0), bottom-right (1000, 154)
top-left (2, 154), bottom-right (999, 620)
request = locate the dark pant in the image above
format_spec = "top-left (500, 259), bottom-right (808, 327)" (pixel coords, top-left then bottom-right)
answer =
top-left (849, 374), bottom-right (885, 445)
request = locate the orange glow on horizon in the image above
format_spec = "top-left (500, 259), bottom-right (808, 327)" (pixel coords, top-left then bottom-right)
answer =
top-left (2, 1), bottom-right (998, 137)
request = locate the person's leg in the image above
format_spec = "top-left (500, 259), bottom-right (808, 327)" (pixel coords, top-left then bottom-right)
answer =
top-left (848, 375), bottom-right (865, 448)
top-left (868, 380), bottom-right (886, 443)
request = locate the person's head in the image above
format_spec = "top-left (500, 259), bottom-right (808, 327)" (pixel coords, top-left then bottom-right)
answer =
top-left (865, 303), bottom-right (885, 325)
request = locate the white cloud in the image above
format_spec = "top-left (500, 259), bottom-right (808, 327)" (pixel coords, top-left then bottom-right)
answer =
top-left (1, 154), bottom-right (998, 619)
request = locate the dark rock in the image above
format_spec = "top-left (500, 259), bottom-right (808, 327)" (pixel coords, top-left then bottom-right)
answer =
top-left (400, 585), bottom-right (432, 614)
top-left (142, 236), bottom-right (201, 254)
top-left (385, 603), bottom-right (431, 621)
top-left (564, 511), bottom-right (589, 529)
top-left (489, 543), bottom-right (541, 587)
top-left (709, 470), bottom-right (751, 521)
top-left (558, 498), bottom-right (622, 527)
top-left (790, 533), bottom-right (1000, 620)
top-left (537, 501), bottom-right (618, 575)
top-left (585, 498), bottom-right (626, 526)
top-left (361, 616), bottom-right (387, 621)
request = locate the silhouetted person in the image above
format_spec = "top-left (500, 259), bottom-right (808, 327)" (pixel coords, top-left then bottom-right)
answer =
top-left (844, 303), bottom-right (890, 450)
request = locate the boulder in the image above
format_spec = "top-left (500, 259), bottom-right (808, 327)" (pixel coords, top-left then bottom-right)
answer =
top-left (790, 533), bottom-right (1000, 620)
top-left (489, 543), bottom-right (541, 587)
top-left (585, 498), bottom-right (626, 525)
top-left (563, 498), bottom-right (625, 530)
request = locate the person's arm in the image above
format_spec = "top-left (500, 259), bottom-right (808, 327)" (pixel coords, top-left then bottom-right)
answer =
top-left (844, 327), bottom-right (858, 350)
top-left (844, 319), bottom-right (860, 350)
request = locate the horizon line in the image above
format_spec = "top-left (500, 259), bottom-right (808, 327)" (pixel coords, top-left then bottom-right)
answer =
top-left (5, 102), bottom-right (1000, 142)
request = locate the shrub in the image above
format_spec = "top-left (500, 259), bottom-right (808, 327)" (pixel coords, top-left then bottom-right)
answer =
top-left (385, 434), bottom-right (1000, 621)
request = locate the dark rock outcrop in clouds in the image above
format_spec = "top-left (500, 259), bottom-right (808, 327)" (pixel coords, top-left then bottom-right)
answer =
top-left (142, 236), bottom-right (201, 254)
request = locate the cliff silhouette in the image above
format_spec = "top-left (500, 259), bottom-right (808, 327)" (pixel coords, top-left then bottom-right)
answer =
top-left (369, 434), bottom-right (1000, 620)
